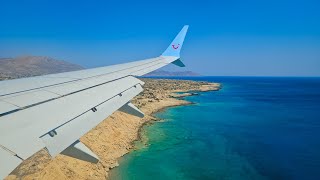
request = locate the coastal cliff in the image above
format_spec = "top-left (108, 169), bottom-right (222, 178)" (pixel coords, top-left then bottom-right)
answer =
top-left (5, 78), bottom-right (220, 180)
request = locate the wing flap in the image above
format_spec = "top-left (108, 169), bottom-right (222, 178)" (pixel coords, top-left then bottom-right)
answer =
top-left (0, 76), bottom-right (144, 160)
top-left (41, 84), bottom-right (143, 157)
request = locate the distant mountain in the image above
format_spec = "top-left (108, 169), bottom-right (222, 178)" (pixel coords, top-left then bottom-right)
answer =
top-left (144, 70), bottom-right (200, 77)
top-left (0, 56), bottom-right (199, 80)
top-left (0, 56), bottom-right (84, 80)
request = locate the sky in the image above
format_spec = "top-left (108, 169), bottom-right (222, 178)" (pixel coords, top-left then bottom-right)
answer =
top-left (0, 0), bottom-right (319, 76)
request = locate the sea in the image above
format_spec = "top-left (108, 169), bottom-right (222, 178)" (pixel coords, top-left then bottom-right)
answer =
top-left (109, 77), bottom-right (320, 180)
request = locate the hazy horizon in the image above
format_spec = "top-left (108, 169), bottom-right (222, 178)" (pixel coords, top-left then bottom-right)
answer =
top-left (1, 0), bottom-right (319, 76)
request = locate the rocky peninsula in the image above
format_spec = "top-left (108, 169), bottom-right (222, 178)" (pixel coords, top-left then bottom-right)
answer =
top-left (5, 78), bottom-right (220, 180)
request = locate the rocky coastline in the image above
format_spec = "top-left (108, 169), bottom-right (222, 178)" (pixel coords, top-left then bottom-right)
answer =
top-left (5, 78), bottom-right (220, 180)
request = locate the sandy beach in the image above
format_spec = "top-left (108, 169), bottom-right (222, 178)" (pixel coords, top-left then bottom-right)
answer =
top-left (5, 78), bottom-right (220, 180)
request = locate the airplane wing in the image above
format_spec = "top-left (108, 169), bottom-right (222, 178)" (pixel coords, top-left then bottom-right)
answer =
top-left (0, 25), bottom-right (189, 179)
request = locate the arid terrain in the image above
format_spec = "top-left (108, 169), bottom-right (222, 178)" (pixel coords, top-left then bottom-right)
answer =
top-left (144, 70), bottom-right (200, 77)
top-left (5, 78), bottom-right (220, 180)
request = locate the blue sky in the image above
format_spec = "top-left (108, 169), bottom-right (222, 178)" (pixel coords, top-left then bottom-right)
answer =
top-left (0, 0), bottom-right (319, 76)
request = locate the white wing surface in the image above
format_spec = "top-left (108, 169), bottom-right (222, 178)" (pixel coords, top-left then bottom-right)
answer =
top-left (0, 25), bottom-right (189, 179)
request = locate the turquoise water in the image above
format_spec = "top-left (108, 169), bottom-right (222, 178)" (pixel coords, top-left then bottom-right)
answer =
top-left (110, 77), bottom-right (320, 180)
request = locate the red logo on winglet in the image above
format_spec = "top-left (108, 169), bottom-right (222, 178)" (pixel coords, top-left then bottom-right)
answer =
top-left (172, 44), bottom-right (180, 50)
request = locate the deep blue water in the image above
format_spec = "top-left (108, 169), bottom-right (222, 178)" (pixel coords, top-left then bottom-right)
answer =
top-left (110, 77), bottom-right (320, 180)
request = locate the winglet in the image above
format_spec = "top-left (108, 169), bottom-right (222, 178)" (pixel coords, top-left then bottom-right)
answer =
top-left (161, 25), bottom-right (189, 57)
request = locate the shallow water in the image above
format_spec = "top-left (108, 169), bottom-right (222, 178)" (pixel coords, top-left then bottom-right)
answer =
top-left (110, 77), bottom-right (320, 180)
